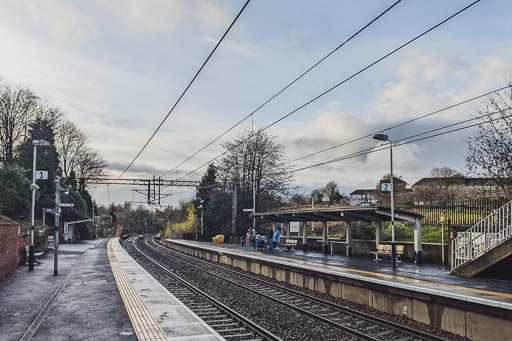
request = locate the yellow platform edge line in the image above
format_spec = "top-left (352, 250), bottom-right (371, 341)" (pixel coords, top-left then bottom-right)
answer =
top-left (108, 239), bottom-right (167, 341)
top-left (182, 241), bottom-right (512, 300)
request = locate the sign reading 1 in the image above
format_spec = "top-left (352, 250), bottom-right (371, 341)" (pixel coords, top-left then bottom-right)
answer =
top-left (36, 170), bottom-right (48, 180)
top-left (381, 183), bottom-right (391, 192)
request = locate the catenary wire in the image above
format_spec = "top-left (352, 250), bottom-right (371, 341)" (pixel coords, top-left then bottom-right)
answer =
top-left (292, 107), bottom-right (512, 173)
top-left (289, 84), bottom-right (512, 164)
top-left (117, 0), bottom-right (251, 179)
top-left (175, 0), bottom-right (481, 181)
top-left (160, 0), bottom-right (403, 178)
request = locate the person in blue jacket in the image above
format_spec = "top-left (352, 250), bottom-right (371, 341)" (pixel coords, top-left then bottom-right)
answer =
top-left (272, 227), bottom-right (281, 250)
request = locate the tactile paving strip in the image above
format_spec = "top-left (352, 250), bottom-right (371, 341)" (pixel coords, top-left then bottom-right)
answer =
top-left (108, 239), bottom-right (167, 341)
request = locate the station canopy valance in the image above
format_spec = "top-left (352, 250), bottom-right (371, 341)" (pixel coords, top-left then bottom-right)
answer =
top-left (251, 206), bottom-right (423, 224)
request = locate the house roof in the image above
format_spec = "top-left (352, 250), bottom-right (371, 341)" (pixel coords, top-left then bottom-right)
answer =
top-left (379, 177), bottom-right (407, 185)
top-left (411, 177), bottom-right (500, 188)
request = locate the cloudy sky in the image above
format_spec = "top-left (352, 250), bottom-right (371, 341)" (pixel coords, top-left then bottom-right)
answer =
top-left (1, 0), bottom-right (511, 208)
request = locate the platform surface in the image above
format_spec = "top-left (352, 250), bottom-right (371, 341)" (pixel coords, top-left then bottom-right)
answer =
top-left (170, 239), bottom-right (512, 311)
top-left (0, 239), bottom-right (137, 341)
top-left (0, 238), bottom-right (225, 341)
top-left (111, 238), bottom-right (224, 341)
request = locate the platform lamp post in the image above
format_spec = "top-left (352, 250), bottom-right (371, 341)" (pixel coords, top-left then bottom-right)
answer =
top-left (29, 139), bottom-right (51, 271)
top-left (373, 133), bottom-right (397, 268)
top-left (199, 200), bottom-right (204, 236)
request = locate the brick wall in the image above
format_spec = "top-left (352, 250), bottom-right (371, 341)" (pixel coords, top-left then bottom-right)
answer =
top-left (0, 223), bottom-right (23, 279)
top-left (18, 234), bottom-right (30, 266)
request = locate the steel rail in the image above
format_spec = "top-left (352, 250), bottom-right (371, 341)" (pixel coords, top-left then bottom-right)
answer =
top-left (148, 237), bottom-right (448, 341)
top-left (129, 237), bottom-right (281, 341)
top-left (145, 238), bottom-right (382, 340)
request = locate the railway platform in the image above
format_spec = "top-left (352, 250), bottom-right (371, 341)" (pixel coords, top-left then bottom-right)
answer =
top-left (166, 238), bottom-right (512, 341)
top-left (0, 238), bottom-right (224, 341)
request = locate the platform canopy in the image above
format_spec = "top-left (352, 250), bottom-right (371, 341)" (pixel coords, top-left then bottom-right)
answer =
top-left (251, 206), bottom-right (424, 263)
top-left (251, 206), bottom-right (423, 224)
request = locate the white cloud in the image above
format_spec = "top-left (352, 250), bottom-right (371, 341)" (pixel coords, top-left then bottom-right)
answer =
top-left (197, 1), bottom-right (232, 31)
top-left (22, 0), bottom-right (98, 45)
top-left (96, 0), bottom-right (187, 35)
top-left (95, 0), bottom-right (232, 36)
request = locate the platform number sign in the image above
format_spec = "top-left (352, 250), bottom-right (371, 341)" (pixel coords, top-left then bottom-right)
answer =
top-left (36, 170), bottom-right (48, 180)
top-left (381, 182), bottom-right (391, 193)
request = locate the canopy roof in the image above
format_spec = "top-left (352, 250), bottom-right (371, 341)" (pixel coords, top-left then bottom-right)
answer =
top-left (251, 206), bottom-right (423, 224)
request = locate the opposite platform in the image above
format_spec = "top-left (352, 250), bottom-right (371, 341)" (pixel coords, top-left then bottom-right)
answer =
top-left (167, 239), bottom-right (512, 307)
top-left (166, 239), bottom-right (512, 340)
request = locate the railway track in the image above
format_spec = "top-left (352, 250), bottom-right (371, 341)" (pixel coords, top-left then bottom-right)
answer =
top-left (126, 237), bottom-right (281, 341)
top-left (129, 236), bottom-right (452, 341)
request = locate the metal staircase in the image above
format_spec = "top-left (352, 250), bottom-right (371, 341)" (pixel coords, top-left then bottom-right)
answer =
top-left (451, 199), bottom-right (512, 273)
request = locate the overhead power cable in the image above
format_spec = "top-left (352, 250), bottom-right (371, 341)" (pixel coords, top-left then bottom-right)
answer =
top-left (176, 0), bottom-right (481, 181)
top-left (292, 107), bottom-right (512, 173)
top-left (117, 0), bottom-right (251, 179)
top-left (289, 84), bottom-right (512, 164)
top-left (161, 0), bottom-right (403, 178)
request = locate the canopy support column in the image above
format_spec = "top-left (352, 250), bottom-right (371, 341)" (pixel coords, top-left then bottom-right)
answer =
top-left (414, 217), bottom-right (422, 263)
top-left (376, 221), bottom-right (382, 248)
top-left (302, 222), bottom-right (308, 252)
top-left (322, 221), bottom-right (328, 254)
top-left (346, 221), bottom-right (352, 257)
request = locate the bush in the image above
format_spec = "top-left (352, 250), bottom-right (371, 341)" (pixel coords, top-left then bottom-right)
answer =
top-left (0, 163), bottom-right (31, 219)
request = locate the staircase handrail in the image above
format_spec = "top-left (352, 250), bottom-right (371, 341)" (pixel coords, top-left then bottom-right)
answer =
top-left (451, 199), bottom-right (512, 271)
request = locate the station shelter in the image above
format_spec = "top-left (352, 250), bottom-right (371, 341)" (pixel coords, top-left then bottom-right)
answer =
top-left (251, 206), bottom-right (424, 263)
top-left (63, 219), bottom-right (92, 243)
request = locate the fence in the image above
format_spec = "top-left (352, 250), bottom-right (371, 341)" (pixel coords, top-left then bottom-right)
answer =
top-left (400, 198), bottom-right (510, 226)
top-left (451, 199), bottom-right (512, 271)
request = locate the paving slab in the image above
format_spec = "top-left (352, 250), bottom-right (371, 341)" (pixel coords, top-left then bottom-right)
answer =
top-left (0, 239), bottom-right (137, 341)
top-left (111, 238), bottom-right (225, 341)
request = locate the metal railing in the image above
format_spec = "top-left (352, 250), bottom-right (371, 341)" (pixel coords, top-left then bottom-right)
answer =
top-left (451, 199), bottom-right (512, 271)
top-left (229, 236), bottom-right (244, 244)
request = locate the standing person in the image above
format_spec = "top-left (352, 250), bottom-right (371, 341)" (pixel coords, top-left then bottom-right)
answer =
top-left (250, 227), bottom-right (256, 249)
top-left (273, 227), bottom-right (281, 250)
top-left (266, 226), bottom-right (273, 250)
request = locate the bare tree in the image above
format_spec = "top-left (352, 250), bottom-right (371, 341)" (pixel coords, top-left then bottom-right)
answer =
top-left (322, 181), bottom-right (342, 206)
top-left (430, 166), bottom-right (463, 178)
top-left (466, 84), bottom-right (512, 197)
top-left (0, 84), bottom-right (38, 162)
top-left (55, 120), bottom-right (88, 178)
top-left (311, 189), bottom-right (324, 205)
top-left (288, 192), bottom-right (310, 209)
top-left (418, 167), bottom-right (466, 202)
top-left (75, 147), bottom-right (108, 190)
top-left (34, 103), bottom-right (63, 131)
top-left (216, 127), bottom-right (293, 208)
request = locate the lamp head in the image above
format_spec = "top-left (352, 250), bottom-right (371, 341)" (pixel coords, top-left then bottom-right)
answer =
top-left (32, 139), bottom-right (51, 147)
top-left (373, 133), bottom-right (389, 142)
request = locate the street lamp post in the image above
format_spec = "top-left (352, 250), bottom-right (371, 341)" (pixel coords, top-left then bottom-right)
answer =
top-left (373, 133), bottom-right (397, 268)
top-left (252, 180), bottom-right (256, 229)
top-left (199, 200), bottom-right (204, 236)
top-left (29, 139), bottom-right (50, 271)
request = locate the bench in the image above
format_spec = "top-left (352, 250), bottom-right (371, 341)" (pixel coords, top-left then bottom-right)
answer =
top-left (25, 245), bottom-right (44, 264)
top-left (328, 241), bottom-right (348, 256)
top-left (370, 244), bottom-right (404, 261)
top-left (281, 239), bottom-right (297, 251)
